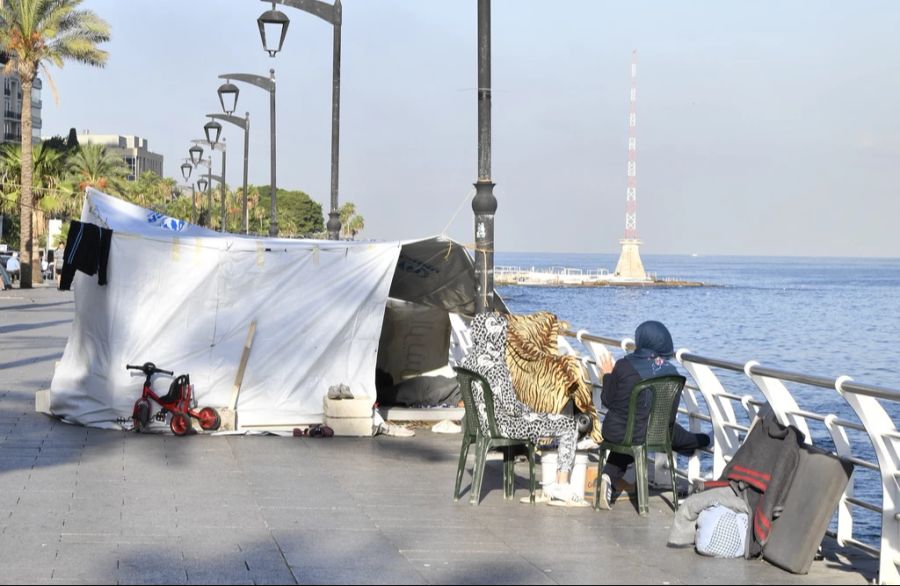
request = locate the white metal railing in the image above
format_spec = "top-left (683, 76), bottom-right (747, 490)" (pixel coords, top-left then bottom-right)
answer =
top-left (558, 328), bottom-right (900, 585)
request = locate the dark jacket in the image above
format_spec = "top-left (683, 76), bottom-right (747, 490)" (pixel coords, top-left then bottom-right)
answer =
top-left (60, 221), bottom-right (112, 290)
top-left (601, 357), bottom-right (703, 452)
top-left (601, 357), bottom-right (679, 444)
top-left (720, 413), bottom-right (804, 558)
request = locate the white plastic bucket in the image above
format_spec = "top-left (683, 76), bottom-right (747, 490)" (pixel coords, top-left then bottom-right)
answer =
top-left (540, 450), bottom-right (590, 494)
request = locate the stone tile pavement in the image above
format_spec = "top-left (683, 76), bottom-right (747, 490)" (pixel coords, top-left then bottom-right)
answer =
top-left (0, 287), bottom-right (877, 584)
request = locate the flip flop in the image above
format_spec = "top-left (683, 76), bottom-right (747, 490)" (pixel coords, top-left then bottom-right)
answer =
top-left (547, 496), bottom-right (591, 508)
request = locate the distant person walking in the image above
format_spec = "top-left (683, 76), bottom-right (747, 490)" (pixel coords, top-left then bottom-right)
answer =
top-left (5, 252), bottom-right (20, 284)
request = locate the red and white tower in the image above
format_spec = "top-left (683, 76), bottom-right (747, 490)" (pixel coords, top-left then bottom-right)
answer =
top-left (613, 50), bottom-right (648, 281)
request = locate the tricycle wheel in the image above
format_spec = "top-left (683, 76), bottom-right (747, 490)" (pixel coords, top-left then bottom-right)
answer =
top-left (170, 413), bottom-right (192, 436)
top-left (133, 399), bottom-right (151, 432)
top-left (198, 407), bottom-right (221, 431)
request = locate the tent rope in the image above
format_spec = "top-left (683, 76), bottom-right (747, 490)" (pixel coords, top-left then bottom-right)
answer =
top-left (440, 187), bottom-right (475, 237)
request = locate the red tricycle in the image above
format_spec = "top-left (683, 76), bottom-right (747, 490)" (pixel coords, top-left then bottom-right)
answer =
top-left (127, 362), bottom-right (221, 435)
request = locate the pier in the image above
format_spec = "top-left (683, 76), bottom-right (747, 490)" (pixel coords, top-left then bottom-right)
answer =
top-left (495, 266), bottom-right (704, 287)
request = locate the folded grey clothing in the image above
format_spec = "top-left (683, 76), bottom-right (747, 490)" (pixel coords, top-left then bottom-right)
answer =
top-left (378, 375), bottom-right (461, 408)
top-left (668, 486), bottom-right (750, 547)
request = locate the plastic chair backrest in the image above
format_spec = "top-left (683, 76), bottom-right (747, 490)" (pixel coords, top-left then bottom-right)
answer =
top-left (454, 366), bottom-right (505, 438)
top-left (621, 375), bottom-right (687, 449)
top-left (454, 367), bottom-right (481, 438)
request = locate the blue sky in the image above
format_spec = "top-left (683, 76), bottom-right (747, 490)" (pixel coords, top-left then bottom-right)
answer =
top-left (40, 0), bottom-right (900, 257)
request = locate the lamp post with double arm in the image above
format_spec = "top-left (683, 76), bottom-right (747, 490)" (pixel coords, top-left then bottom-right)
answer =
top-left (257, 0), bottom-right (342, 240)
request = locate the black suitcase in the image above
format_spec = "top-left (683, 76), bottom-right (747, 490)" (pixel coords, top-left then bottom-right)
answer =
top-left (762, 444), bottom-right (854, 574)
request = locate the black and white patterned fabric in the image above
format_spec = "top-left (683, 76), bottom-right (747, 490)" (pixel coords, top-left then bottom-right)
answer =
top-left (461, 313), bottom-right (577, 473)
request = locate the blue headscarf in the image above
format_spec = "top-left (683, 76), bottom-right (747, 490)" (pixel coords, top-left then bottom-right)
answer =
top-left (625, 320), bottom-right (678, 380)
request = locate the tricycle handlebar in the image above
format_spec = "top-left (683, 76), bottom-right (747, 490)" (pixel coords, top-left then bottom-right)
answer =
top-left (126, 362), bottom-right (174, 377)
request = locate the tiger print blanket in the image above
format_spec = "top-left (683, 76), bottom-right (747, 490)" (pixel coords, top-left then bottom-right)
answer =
top-left (505, 311), bottom-right (603, 443)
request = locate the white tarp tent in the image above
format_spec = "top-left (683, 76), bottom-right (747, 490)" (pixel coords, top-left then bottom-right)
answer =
top-left (48, 188), bottom-right (482, 430)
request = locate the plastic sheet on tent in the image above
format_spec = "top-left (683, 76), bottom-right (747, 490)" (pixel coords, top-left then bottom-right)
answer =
top-left (48, 189), bottom-right (482, 430)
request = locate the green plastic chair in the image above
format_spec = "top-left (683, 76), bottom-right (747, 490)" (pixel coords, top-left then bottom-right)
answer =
top-left (593, 375), bottom-right (686, 515)
top-left (454, 367), bottom-right (537, 505)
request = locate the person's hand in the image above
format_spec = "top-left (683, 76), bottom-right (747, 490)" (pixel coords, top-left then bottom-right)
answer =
top-left (598, 352), bottom-right (615, 375)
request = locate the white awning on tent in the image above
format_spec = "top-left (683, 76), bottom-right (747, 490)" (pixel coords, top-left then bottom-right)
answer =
top-left (48, 189), bottom-right (484, 430)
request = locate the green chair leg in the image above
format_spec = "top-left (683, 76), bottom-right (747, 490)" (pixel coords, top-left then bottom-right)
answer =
top-left (593, 448), bottom-right (609, 510)
top-left (453, 435), bottom-right (474, 501)
top-left (635, 446), bottom-right (649, 516)
top-left (503, 448), bottom-right (514, 500)
top-left (470, 436), bottom-right (489, 505)
top-left (527, 444), bottom-right (536, 504)
top-left (668, 450), bottom-right (679, 510)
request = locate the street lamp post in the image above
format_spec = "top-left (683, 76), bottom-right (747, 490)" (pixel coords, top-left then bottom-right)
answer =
top-left (472, 0), bottom-right (497, 313)
top-left (189, 146), bottom-right (206, 224)
top-left (196, 176), bottom-right (209, 226)
top-left (180, 162), bottom-right (195, 222)
top-left (213, 80), bottom-right (251, 234)
top-left (221, 70), bottom-right (277, 236)
top-left (192, 139), bottom-right (227, 232)
top-left (208, 112), bottom-right (250, 234)
top-left (258, 0), bottom-right (342, 240)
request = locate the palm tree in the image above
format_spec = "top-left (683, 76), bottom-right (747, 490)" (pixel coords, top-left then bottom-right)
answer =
top-left (339, 202), bottom-right (365, 239)
top-left (0, 0), bottom-right (110, 287)
top-left (68, 143), bottom-right (127, 195)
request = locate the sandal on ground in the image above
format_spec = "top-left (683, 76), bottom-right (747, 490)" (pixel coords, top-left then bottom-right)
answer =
top-left (545, 483), bottom-right (590, 508)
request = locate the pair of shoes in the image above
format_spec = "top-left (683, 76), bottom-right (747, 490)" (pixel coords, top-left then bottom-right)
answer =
top-left (293, 424), bottom-right (335, 438)
top-left (380, 423), bottom-right (415, 437)
top-left (327, 384), bottom-right (354, 400)
top-left (596, 474), bottom-right (613, 510)
top-left (545, 483), bottom-right (590, 508)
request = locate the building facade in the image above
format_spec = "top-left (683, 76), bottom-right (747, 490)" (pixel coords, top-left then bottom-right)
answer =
top-left (1, 73), bottom-right (42, 146)
top-left (75, 134), bottom-right (164, 181)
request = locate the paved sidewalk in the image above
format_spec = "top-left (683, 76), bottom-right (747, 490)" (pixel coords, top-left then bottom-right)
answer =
top-left (0, 288), bottom-right (876, 584)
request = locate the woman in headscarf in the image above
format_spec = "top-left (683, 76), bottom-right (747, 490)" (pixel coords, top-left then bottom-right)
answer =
top-left (595, 320), bottom-right (710, 510)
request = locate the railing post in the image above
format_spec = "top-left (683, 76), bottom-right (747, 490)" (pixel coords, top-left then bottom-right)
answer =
top-left (824, 411), bottom-right (855, 547)
top-left (680, 386), bottom-right (704, 483)
top-left (677, 350), bottom-right (742, 478)
top-left (836, 376), bottom-right (900, 585)
top-left (745, 360), bottom-right (813, 443)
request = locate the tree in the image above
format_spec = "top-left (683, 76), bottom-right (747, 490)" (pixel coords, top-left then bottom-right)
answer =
top-left (125, 170), bottom-right (174, 210)
top-left (68, 143), bottom-right (127, 195)
top-left (246, 185), bottom-right (324, 237)
top-left (339, 202), bottom-right (365, 239)
top-left (0, 0), bottom-right (110, 287)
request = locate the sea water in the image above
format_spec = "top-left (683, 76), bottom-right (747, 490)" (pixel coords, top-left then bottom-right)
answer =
top-left (496, 252), bottom-right (900, 544)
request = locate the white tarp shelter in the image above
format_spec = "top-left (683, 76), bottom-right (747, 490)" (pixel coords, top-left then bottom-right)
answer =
top-left (48, 189), bottom-right (482, 430)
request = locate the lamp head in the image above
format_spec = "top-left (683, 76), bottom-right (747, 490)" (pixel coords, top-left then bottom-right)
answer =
top-left (189, 145), bottom-right (204, 165)
top-left (204, 120), bottom-right (223, 147)
top-left (218, 81), bottom-right (240, 115)
top-left (258, 3), bottom-right (290, 57)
